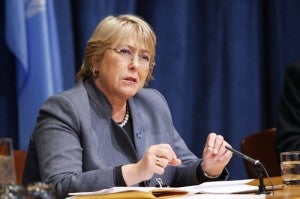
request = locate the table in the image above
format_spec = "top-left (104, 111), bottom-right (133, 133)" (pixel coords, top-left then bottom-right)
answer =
top-left (174, 177), bottom-right (300, 199)
top-left (267, 186), bottom-right (300, 199)
top-left (173, 186), bottom-right (300, 199)
top-left (68, 177), bottom-right (300, 199)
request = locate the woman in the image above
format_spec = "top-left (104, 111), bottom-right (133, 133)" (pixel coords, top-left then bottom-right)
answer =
top-left (22, 14), bottom-right (232, 199)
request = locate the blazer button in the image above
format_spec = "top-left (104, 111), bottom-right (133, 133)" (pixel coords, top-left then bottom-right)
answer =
top-left (136, 131), bottom-right (143, 138)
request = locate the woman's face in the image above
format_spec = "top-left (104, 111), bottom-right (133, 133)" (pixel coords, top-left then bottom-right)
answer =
top-left (94, 34), bottom-right (151, 103)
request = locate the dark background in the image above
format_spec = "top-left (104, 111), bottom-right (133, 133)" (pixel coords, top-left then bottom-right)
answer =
top-left (1, 0), bottom-right (300, 180)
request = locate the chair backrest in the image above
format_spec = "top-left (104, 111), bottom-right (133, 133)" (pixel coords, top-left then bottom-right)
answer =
top-left (241, 128), bottom-right (281, 178)
top-left (13, 150), bottom-right (27, 184)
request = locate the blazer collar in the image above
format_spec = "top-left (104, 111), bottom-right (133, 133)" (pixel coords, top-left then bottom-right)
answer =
top-left (83, 79), bottom-right (112, 117)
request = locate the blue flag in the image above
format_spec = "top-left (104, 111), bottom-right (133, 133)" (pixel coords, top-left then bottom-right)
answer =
top-left (5, 0), bottom-right (63, 149)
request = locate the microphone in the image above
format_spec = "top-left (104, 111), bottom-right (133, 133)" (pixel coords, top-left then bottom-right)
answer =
top-left (225, 146), bottom-right (273, 195)
top-left (225, 146), bottom-right (262, 166)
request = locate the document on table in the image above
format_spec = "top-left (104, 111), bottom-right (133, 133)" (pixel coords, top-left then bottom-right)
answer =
top-left (179, 179), bottom-right (260, 194)
top-left (68, 178), bottom-right (282, 198)
top-left (68, 186), bottom-right (189, 199)
top-left (174, 194), bottom-right (266, 199)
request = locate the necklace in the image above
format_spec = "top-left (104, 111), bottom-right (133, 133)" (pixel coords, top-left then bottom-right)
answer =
top-left (119, 105), bottom-right (129, 127)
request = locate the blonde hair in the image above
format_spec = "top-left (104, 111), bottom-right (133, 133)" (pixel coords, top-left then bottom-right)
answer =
top-left (76, 14), bottom-right (157, 84)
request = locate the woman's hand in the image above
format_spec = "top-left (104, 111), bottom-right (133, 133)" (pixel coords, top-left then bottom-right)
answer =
top-left (201, 133), bottom-right (232, 177)
top-left (122, 144), bottom-right (181, 186)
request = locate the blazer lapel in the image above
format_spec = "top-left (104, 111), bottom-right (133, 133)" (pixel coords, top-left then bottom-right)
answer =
top-left (111, 122), bottom-right (138, 162)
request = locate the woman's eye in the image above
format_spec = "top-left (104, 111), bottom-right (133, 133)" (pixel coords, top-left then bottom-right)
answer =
top-left (140, 54), bottom-right (150, 62)
top-left (119, 49), bottom-right (132, 55)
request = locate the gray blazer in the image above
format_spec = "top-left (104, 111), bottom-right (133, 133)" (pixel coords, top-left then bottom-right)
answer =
top-left (23, 80), bottom-right (228, 199)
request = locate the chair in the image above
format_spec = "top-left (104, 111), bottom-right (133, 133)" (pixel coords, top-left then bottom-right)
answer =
top-left (241, 128), bottom-right (281, 178)
top-left (13, 150), bottom-right (27, 184)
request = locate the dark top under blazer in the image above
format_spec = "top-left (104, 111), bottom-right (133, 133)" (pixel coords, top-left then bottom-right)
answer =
top-left (23, 80), bottom-right (228, 199)
top-left (276, 61), bottom-right (300, 153)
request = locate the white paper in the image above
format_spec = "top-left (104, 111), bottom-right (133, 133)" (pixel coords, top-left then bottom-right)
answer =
top-left (178, 179), bottom-right (260, 194)
top-left (68, 178), bottom-right (273, 197)
top-left (174, 193), bottom-right (266, 199)
top-left (69, 186), bottom-right (181, 196)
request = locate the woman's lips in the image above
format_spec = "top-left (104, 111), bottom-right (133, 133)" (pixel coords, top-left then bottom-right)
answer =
top-left (123, 77), bottom-right (137, 83)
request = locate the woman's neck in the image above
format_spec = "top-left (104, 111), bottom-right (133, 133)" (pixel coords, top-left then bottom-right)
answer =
top-left (111, 101), bottom-right (128, 123)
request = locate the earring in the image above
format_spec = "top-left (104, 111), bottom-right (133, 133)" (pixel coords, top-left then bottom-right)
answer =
top-left (92, 68), bottom-right (99, 78)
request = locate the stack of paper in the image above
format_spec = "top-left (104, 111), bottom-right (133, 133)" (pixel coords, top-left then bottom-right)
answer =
top-left (67, 177), bottom-right (283, 199)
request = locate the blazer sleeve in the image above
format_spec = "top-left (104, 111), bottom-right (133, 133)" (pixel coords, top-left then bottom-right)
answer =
top-left (148, 89), bottom-right (229, 187)
top-left (275, 62), bottom-right (300, 153)
top-left (31, 93), bottom-right (116, 199)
